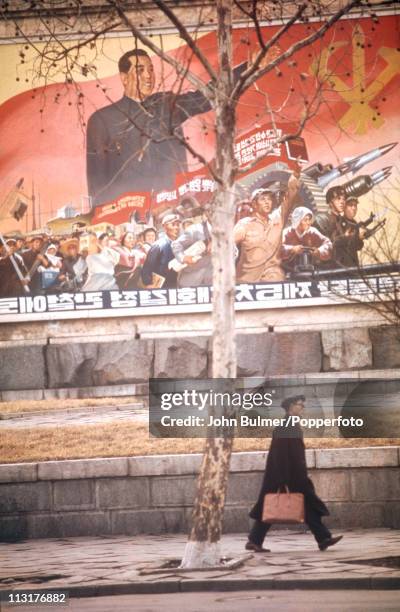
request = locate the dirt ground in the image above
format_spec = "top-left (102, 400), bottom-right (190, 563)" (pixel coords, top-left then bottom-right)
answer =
top-left (0, 418), bottom-right (398, 464)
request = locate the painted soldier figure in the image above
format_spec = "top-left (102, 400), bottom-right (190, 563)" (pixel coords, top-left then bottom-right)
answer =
top-left (332, 197), bottom-right (367, 268)
top-left (314, 185), bottom-right (346, 242)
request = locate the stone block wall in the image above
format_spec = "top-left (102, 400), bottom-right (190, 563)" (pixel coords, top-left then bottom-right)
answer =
top-left (0, 447), bottom-right (398, 541)
top-left (0, 325), bottom-right (398, 393)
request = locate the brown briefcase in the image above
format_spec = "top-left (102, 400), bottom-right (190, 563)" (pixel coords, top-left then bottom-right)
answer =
top-left (262, 486), bottom-right (305, 524)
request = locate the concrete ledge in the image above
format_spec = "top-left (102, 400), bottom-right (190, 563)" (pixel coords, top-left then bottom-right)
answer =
top-left (0, 382), bottom-right (147, 401)
top-left (38, 458), bottom-right (129, 481)
top-left (1, 389), bottom-right (45, 401)
top-left (0, 340), bottom-right (47, 348)
top-left (128, 454), bottom-right (203, 477)
top-left (229, 451), bottom-right (267, 472)
top-left (47, 334), bottom-right (139, 345)
top-left (0, 447), bottom-right (398, 484)
top-left (43, 383), bottom-right (148, 399)
top-left (315, 447), bottom-right (399, 468)
top-left (0, 463), bottom-right (38, 483)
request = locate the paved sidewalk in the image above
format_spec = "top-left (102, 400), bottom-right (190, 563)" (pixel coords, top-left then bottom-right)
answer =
top-left (0, 530), bottom-right (399, 597)
top-left (0, 404), bottom-right (147, 429)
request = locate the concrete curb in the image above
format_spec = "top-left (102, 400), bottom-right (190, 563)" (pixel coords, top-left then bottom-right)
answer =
top-left (0, 403), bottom-right (144, 421)
top-left (0, 383), bottom-right (148, 402)
top-left (10, 575), bottom-right (399, 598)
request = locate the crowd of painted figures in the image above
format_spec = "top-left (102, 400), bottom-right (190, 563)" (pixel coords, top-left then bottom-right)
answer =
top-left (0, 178), bottom-right (375, 297)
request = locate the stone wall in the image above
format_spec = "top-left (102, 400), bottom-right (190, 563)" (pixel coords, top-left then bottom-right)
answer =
top-left (1, 325), bottom-right (398, 394)
top-left (0, 447), bottom-right (399, 541)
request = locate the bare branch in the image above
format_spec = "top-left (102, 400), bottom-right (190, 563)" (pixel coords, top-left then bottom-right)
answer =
top-left (47, 22), bottom-right (121, 63)
top-left (152, 0), bottom-right (218, 83)
top-left (232, 3), bottom-right (307, 100)
top-left (233, 0), bottom-right (362, 99)
top-left (173, 128), bottom-right (221, 184)
top-left (233, 0), bottom-right (266, 47)
top-left (250, 0), bottom-right (268, 51)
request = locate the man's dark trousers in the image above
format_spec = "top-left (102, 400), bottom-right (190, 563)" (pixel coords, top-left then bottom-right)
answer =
top-left (249, 504), bottom-right (331, 545)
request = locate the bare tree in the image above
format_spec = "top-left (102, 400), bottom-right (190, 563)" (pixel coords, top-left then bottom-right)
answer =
top-left (1, 0), bottom-right (382, 567)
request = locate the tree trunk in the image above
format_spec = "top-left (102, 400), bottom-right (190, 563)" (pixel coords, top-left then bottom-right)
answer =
top-left (181, 0), bottom-right (237, 569)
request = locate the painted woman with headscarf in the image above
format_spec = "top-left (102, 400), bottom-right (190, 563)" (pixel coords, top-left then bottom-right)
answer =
top-left (42, 244), bottom-right (63, 272)
top-left (281, 206), bottom-right (332, 271)
top-left (38, 243), bottom-right (63, 292)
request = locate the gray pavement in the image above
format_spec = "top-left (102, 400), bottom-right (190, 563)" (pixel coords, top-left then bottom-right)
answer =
top-left (0, 405), bottom-right (147, 429)
top-left (0, 530), bottom-right (399, 599)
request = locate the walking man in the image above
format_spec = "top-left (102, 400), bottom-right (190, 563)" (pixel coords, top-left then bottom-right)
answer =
top-left (246, 395), bottom-right (343, 552)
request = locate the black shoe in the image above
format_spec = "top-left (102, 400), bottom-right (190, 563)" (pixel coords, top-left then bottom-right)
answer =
top-left (245, 540), bottom-right (270, 553)
top-left (318, 535), bottom-right (343, 551)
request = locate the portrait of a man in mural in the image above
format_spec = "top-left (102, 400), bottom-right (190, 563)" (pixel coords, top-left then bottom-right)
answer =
top-left (86, 49), bottom-right (209, 206)
top-left (87, 49), bottom-right (249, 207)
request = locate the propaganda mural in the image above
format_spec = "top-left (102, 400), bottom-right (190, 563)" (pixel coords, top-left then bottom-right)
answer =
top-left (0, 14), bottom-right (399, 319)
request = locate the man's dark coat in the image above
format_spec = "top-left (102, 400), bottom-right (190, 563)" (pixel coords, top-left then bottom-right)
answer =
top-left (332, 218), bottom-right (364, 267)
top-left (249, 424), bottom-right (329, 521)
top-left (314, 211), bottom-right (363, 268)
top-left (0, 253), bottom-right (27, 297)
top-left (21, 249), bottom-right (48, 294)
top-left (314, 211), bottom-right (341, 242)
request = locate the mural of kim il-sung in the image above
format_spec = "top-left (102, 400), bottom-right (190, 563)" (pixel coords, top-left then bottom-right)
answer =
top-left (86, 48), bottom-right (215, 207)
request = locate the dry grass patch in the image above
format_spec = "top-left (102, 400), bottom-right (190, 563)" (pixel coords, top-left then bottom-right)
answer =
top-left (0, 397), bottom-right (140, 415)
top-left (0, 422), bottom-right (398, 464)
